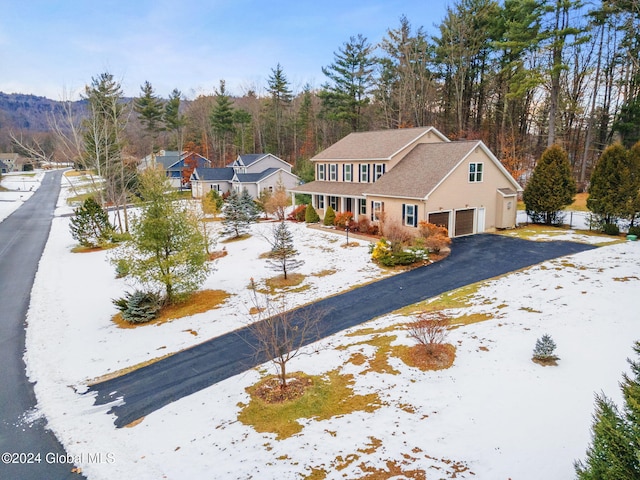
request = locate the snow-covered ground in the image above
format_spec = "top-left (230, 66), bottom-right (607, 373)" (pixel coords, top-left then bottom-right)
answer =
top-left (22, 173), bottom-right (640, 479)
top-left (0, 171), bottom-right (45, 222)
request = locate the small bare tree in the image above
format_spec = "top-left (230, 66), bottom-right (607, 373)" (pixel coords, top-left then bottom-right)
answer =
top-left (247, 279), bottom-right (321, 389)
top-left (264, 179), bottom-right (290, 221)
top-left (406, 311), bottom-right (450, 354)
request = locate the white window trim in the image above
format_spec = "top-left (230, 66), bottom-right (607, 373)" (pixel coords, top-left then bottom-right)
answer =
top-left (329, 164), bottom-right (337, 181)
top-left (318, 164), bottom-right (326, 181)
top-left (403, 204), bottom-right (418, 227)
top-left (372, 201), bottom-right (383, 221)
top-left (469, 162), bottom-right (484, 183)
top-left (374, 163), bottom-right (385, 182)
top-left (344, 164), bottom-right (352, 182)
top-left (360, 164), bottom-right (369, 183)
top-left (359, 198), bottom-right (366, 216)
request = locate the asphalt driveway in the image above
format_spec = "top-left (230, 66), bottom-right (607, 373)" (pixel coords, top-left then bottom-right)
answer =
top-left (0, 170), bottom-right (82, 479)
top-left (89, 233), bottom-right (595, 428)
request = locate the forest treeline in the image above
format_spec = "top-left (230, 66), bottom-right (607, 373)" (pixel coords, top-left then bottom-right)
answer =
top-left (2, 0), bottom-right (639, 190)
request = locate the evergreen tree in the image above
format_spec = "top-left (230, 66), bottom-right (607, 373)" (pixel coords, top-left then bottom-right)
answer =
top-left (305, 203), bottom-right (320, 223)
top-left (523, 144), bottom-right (576, 225)
top-left (319, 34), bottom-right (375, 132)
top-left (588, 143), bottom-right (640, 228)
top-left (134, 81), bottom-right (165, 153)
top-left (265, 63), bottom-right (293, 154)
top-left (232, 108), bottom-right (252, 154)
top-left (111, 168), bottom-right (210, 304)
top-left (323, 205), bottom-right (336, 226)
top-left (210, 80), bottom-right (236, 163)
top-left (164, 88), bottom-right (186, 151)
top-left (266, 221), bottom-right (304, 280)
top-left (575, 341), bottom-right (640, 479)
top-left (69, 196), bottom-right (114, 247)
top-left (221, 189), bottom-right (258, 238)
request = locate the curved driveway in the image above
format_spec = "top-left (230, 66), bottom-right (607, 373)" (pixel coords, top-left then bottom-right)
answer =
top-left (0, 170), bottom-right (82, 479)
top-left (90, 233), bottom-right (595, 428)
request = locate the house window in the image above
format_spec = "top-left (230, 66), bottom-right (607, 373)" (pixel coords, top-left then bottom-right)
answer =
top-left (317, 164), bottom-right (326, 181)
top-left (402, 204), bottom-right (418, 227)
top-left (359, 164), bottom-right (369, 183)
top-left (469, 163), bottom-right (483, 182)
top-left (344, 164), bottom-right (353, 182)
top-left (329, 164), bottom-right (337, 181)
top-left (315, 195), bottom-right (325, 209)
top-left (210, 184), bottom-right (220, 192)
top-left (328, 196), bottom-right (339, 210)
top-left (371, 201), bottom-right (384, 221)
top-left (374, 164), bottom-right (386, 181)
top-left (359, 198), bottom-right (366, 216)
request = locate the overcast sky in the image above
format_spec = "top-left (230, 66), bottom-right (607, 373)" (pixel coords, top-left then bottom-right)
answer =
top-left (0, 0), bottom-right (450, 100)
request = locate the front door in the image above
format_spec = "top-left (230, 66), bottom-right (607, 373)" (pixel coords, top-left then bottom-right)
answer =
top-left (345, 197), bottom-right (353, 213)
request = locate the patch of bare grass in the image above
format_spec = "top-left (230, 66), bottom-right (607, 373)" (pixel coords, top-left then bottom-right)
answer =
top-left (395, 343), bottom-right (456, 371)
top-left (237, 370), bottom-right (381, 440)
top-left (312, 269), bottom-right (337, 277)
top-left (112, 289), bottom-right (231, 328)
top-left (221, 233), bottom-right (251, 243)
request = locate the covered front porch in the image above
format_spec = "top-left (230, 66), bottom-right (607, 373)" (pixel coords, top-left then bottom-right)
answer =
top-left (290, 181), bottom-right (369, 219)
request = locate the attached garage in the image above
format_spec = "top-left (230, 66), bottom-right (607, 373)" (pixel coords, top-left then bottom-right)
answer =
top-left (454, 208), bottom-right (475, 236)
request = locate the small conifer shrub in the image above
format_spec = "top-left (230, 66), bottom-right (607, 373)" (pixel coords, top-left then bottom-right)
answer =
top-left (304, 204), bottom-right (320, 223)
top-left (323, 206), bottom-right (336, 226)
top-left (532, 334), bottom-right (559, 365)
top-left (113, 290), bottom-right (162, 324)
top-left (69, 197), bottom-right (114, 247)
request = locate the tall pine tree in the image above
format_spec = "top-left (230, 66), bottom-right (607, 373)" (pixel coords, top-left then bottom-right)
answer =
top-left (319, 34), bottom-right (375, 133)
top-left (523, 144), bottom-right (576, 225)
top-left (134, 81), bottom-right (164, 154)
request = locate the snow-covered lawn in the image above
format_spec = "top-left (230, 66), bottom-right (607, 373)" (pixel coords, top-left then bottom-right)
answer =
top-left (0, 171), bottom-right (45, 222)
top-left (24, 174), bottom-right (640, 479)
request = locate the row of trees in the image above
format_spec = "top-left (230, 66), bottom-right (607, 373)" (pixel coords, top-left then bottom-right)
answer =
top-left (9, 0), bottom-right (640, 191)
top-left (523, 140), bottom-right (640, 230)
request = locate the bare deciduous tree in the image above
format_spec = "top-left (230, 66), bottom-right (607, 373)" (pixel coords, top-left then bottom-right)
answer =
top-left (246, 279), bottom-right (321, 388)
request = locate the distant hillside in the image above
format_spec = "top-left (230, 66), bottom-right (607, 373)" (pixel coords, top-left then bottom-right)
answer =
top-left (0, 92), bottom-right (87, 132)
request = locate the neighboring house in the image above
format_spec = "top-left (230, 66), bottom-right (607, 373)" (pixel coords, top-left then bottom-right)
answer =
top-left (139, 150), bottom-right (211, 188)
top-left (0, 153), bottom-right (20, 172)
top-left (191, 153), bottom-right (300, 199)
top-left (290, 127), bottom-right (522, 237)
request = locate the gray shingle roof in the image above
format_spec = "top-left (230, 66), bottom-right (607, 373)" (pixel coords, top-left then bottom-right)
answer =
top-left (194, 167), bottom-right (234, 181)
top-left (290, 181), bottom-right (370, 197)
top-left (363, 141), bottom-right (481, 199)
top-left (238, 154), bottom-right (266, 166)
top-left (312, 127), bottom-right (446, 161)
top-left (236, 167), bottom-right (281, 183)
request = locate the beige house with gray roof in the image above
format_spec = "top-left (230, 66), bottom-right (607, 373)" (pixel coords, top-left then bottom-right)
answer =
top-left (291, 127), bottom-right (522, 237)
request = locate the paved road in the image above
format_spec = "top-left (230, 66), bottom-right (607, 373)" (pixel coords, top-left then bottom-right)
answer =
top-left (0, 170), bottom-right (82, 479)
top-left (89, 233), bottom-right (595, 428)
